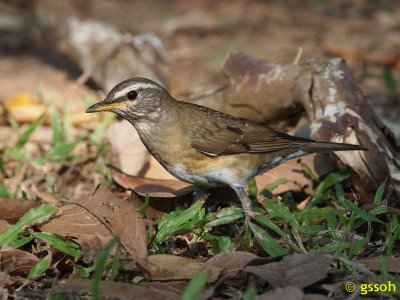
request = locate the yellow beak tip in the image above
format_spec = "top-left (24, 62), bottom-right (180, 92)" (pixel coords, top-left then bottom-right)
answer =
top-left (85, 101), bottom-right (118, 113)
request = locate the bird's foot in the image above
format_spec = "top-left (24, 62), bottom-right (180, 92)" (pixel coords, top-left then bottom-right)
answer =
top-left (243, 208), bottom-right (259, 227)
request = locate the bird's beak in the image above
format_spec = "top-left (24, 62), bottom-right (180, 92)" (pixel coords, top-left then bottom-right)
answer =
top-left (85, 99), bottom-right (126, 113)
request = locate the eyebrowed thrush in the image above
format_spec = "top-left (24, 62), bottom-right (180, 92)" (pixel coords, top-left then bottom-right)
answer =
top-left (86, 77), bottom-right (366, 220)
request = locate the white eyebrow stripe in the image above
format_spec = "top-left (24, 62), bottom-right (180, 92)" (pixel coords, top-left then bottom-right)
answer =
top-left (113, 82), bottom-right (162, 99)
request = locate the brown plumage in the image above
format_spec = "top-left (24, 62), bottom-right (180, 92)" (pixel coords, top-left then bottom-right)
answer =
top-left (86, 77), bottom-right (366, 220)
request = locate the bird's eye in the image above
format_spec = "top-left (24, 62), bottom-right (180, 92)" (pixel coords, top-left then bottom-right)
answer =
top-left (127, 90), bottom-right (138, 100)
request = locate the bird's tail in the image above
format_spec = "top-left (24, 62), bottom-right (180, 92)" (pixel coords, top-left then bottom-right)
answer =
top-left (304, 141), bottom-right (367, 153)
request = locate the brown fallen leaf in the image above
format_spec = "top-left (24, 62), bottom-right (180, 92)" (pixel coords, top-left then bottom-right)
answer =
top-left (40, 202), bottom-right (110, 263)
top-left (205, 251), bottom-right (258, 277)
top-left (41, 185), bottom-right (147, 266)
top-left (244, 253), bottom-right (331, 288)
top-left (146, 254), bottom-right (220, 282)
top-left (256, 286), bottom-right (304, 300)
top-left (0, 198), bottom-right (39, 223)
top-left (53, 279), bottom-right (181, 300)
top-left (110, 164), bottom-right (194, 198)
top-left (358, 257), bottom-right (400, 273)
top-left (71, 185), bottom-right (148, 266)
top-left (0, 220), bottom-right (10, 233)
top-left (106, 120), bottom-right (149, 176)
top-left (106, 120), bottom-right (176, 180)
top-left (0, 247), bottom-right (39, 275)
top-left (34, 189), bottom-right (63, 206)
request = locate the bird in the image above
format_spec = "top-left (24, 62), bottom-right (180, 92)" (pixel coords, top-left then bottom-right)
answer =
top-left (86, 77), bottom-right (366, 222)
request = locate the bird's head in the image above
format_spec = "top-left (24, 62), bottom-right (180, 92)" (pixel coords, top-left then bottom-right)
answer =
top-left (86, 77), bottom-right (169, 122)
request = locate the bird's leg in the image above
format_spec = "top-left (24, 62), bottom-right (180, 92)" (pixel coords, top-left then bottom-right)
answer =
top-left (231, 186), bottom-right (258, 226)
top-left (194, 186), bottom-right (210, 203)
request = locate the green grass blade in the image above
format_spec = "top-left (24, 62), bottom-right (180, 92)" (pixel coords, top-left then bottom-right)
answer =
top-left (155, 202), bottom-right (203, 244)
top-left (316, 171), bottom-right (349, 196)
top-left (250, 222), bottom-right (287, 257)
top-left (15, 114), bottom-right (46, 150)
top-left (334, 182), bottom-right (345, 203)
top-left (205, 207), bottom-right (244, 227)
top-left (315, 241), bottom-right (352, 253)
top-left (28, 257), bottom-right (51, 280)
top-left (0, 204), bottom-right (57, 246)
top-left (139, 194), bottom-right (150, 217)
top-left (51, 110), bottom-right (63, 147)
top-left (343, 199), bottom-right (383, 224)
top-left (33, 232), bottom-right (82, 261)
top-left (181, 270), bottom-right (210, 300)
top-left (200, 232), bottom-right (232, 253)
top-left (243, 285), bottom-right (257, 300)
top-left (302, 163), bottom-right (319, 182)
top-left (111, 241), bottom-right (121, 279)
top-left (350, 229), bottom-right (371, 257)
top-left (263, 199), bottom-right (299, 229)
top-left (378, 255), bottom-right (389, 280)
top-left (247, 178), bottom-right (258, 198)
top-left (0, 182), bottom-right (11, 198)
top-left (263, 178), bottom-right (287, 192)
top-left (92, 235), bottom-right (120, 300)
top-left (374, 180), bottom-right (386, 204)
top-left (302, 207), bottom-right (334, 222)
top-left (254, 215), bottom-right (285, 237)
top-left (13, 235), bottom-right (35, 248)
top-left (74, 265), bottom-right (95, 278)
top-left (327, 209), bottom-right (336, 233)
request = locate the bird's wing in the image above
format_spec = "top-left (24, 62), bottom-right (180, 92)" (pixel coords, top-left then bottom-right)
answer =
top-left (189, 116), bottom-right (308, 156)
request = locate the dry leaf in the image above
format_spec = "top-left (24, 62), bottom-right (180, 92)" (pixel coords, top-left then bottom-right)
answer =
top-left (257, 286), bottom-right (303, 300)
top-left (358, 257), bottom-right (400, 273)
top-left (0, 247), bottom-right (39, 275)
top-left (110, 165), bottom-right (195, 218)
top-left (69, 186), bottom-right (148, 266)
top-left (53, 279), bottom-right (181, 300)
top-left (41, 185), bottom-right (147, 266)
top-left (106, 119), bottom-right (149, 176)
top-left (40, 201), bottom-right (111, 263)
top-left (244, 253), bottom-right (331, 288)
top-left (146, 254), bottom-right (220, 282)
top-left (5, 92), bottom-right (46, 123)
top-left (0, 220), bottom-right (10, 233)
top-left (111, 165), bottom-right (194, 198)
top-left (106, 120), bottom-right (176, 179)
top-left (205, 251), bottom-right (258, 277)
top-left (0, 198), bottom-right (39, 223)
